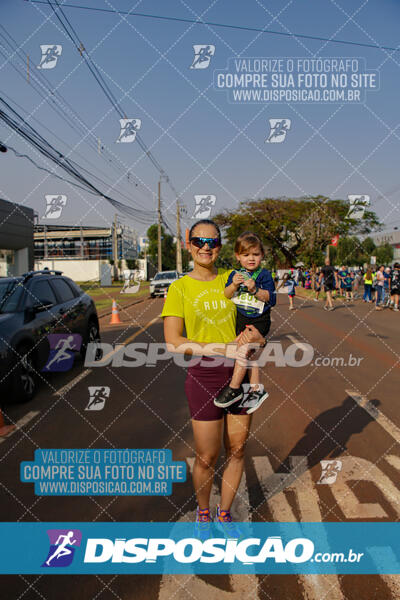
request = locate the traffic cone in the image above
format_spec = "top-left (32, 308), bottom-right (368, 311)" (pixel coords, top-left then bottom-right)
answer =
top-left (0, 408), bottom-right (15, 437)
top-left (163, 289), bottom-right (168, 303)
top-left (110, 300), bottom-right (121, 324)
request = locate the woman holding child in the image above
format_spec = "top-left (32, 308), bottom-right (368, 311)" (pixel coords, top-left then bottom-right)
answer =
top-left (162, 219), bottom-right (275, 530)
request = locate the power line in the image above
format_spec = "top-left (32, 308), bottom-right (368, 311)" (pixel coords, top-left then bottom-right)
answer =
top-left (0, 25), bottom-right (155, 210)
top-left (25, 0), bottom-right (400, 52)
top-left (0, 96), bottom-right (157, 223)
top-left (44, 0), bottom-right (183, 217)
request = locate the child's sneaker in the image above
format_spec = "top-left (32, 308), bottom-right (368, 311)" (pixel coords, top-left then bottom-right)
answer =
top-left (214, 386), bottom-right (243, 408)
top-left (194, 507), bottom-right (212, 541)
top-left (214, 505), bottom-right (241, 540)
top-left (242, 389), bottom-right (269, 414)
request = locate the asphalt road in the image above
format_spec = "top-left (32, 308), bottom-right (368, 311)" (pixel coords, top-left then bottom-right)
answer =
top-left (1, 292), bottom-right (400, 600)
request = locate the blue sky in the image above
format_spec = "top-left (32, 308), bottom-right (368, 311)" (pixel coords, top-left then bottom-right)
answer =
top-left (1, 0), bottom-right (400, 241)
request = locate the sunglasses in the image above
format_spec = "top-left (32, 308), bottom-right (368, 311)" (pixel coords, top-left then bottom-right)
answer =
top-left (189, 237), bottom-right (221, 249)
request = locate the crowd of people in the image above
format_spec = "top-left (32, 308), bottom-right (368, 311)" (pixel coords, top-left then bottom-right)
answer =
top-left (273, 261), bottom-right (400, 312)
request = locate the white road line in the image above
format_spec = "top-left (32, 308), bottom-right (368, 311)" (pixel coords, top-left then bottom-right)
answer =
top-left (346, 389), bottom-right (400, 444)
top-left (287, 334), bottom-right (310, 352)
top-left (53, 316), bottom-right (160, 397)
top-left (0, 411), bottom-right (40, 444)
top-left (253, 455), bottom-right (344, 600)
top-left (158, 458), bottom-right (260, 600)
top-left (54, 368), bottom-right (91, 397)
top-left (91, 316), bottom-right (160, 365)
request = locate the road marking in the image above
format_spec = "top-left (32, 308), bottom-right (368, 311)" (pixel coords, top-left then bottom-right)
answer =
top-left (286, 334), bottom-right (311, 352)
top-left (54, 368), bottom-right (91, 397)
top-left (253, 455), bottom-right (344, 600)
top-left (53, 316), bottom-right (160, 397)
top-left (96, 316), bottom-right (160, 364)
top-left (159, 457), bottom-right (260, 600)
top-left (329, 456), bottom-right (400, 519)
top-left (346, 389), bottom-right (400, 444)
top-left (0, 411), bottom-right (40, 444)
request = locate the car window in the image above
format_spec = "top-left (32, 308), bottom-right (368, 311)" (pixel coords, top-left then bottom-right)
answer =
top-left (154, 272), bottom-right (177, 280)
top-left (0, 280), bottom-right (24, 313)
top-left (28, 279), bottom-right (57, 307)
top-left (64, 278), bottom-right (82, 296)
top-left (51, 278), bottom-right (76, 302)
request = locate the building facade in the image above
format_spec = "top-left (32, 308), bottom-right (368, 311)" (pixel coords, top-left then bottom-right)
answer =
top-left (0, 197), bottom-right (35, 276)
top-left (34, 224), bottom-right (138, 261)
top-left (370, 230), bottom-right (400, 262)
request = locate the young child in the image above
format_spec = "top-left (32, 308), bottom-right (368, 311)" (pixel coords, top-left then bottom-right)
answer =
top-left (214, 232), bottom-right (276, 414)
top-left (277, 273), bottom-right (297, 309)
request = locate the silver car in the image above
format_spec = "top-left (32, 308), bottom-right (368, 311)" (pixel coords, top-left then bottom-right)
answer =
top-left (150, 271), bottom-right (180, 298)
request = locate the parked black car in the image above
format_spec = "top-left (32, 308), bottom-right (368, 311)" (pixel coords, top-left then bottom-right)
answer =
top-left (0, 269), bottom-right (101, 402)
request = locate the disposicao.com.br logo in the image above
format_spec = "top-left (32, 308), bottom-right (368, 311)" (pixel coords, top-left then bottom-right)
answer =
top-left (84, 535), bottom-right (314, 564)
top-left (42, 529), bottom-right (82, 567)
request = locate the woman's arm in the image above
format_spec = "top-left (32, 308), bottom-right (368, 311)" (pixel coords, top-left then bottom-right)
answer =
top-left (164, 316), bottom-right (234, 357)
top-left (224, 282), bottom-right (239, 299)
top-left (163, 316), bottom-right (262, 358)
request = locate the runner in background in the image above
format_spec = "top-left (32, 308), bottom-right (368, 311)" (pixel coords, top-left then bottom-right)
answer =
top-left (390, 263), bottom-right (400, 311)
top-left (375, 265), bottom-right (385, 311)
top-left (276, 273), bottom-right (297, 310)
top-left (313, 268), bottom-right (322, 301)
top-left (383, 266), bottom-right (391, 307)
top-left (363, 268), bottom-right (373, 302)
top-left (319, 258), bottom-right (338, 311)
top-left (343, 270), bottom-right (354, 302)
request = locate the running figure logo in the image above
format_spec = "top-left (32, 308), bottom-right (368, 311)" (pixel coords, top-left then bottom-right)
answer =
top-left (42, 334), bottom-right (82, 372)
top-left (190, 45), bottom-right (215, 69)
top-left (193, 195), bottom-right (216, 219)
top-left (265, 119), bottom-right (291, 143)
top-left (37, 45), bottom-right (62, 69)
top-left (86, 386), bottom-right (110, 411)
top-left (346, 194), bottom-right (370, 220)
top-left (116, 119), bottom-right (141, 143)
top-left (43, 194), bottom-right (67, 219)
top-left (42, 529), bottom-right (81, 567)
top-left (317, 460), bottom-right (343, 484)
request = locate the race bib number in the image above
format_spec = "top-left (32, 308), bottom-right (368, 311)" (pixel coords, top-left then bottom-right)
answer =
top-left (232, 291), bottom-right (265, 314)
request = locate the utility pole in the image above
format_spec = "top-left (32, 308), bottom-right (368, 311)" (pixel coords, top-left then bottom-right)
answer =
top-left (112, 213), bottom-right (119, 280)
top-left (176, 201), bottom-right (183, 273)
top-left (158, 178), bottom-right (162, 272)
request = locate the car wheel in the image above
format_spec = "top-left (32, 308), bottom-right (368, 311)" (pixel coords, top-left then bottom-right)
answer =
top-left (13, 344), bottom-right (37, 403)
top-left (81, 319), bottom-right (103, 361)
top-left (150, 293), bottom-right (155, 298)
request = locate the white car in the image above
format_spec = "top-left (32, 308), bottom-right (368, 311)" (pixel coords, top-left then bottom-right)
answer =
top-left (150, 271), bottom-right (180, 298)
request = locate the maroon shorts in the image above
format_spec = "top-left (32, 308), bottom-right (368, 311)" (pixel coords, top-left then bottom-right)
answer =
top-left (185, 356), bottom-right (249, 421)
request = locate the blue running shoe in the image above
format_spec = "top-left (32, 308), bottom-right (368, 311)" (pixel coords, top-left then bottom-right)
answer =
top-left (214, 505), bottom-right (242, 540)
top-left (194, 507), bottom-right (212, 541)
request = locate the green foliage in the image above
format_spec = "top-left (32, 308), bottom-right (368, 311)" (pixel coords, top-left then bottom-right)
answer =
top-left (376, 243), bottom-right (394, 265)
top-left (214, 196), bottom-right (382, 267)
top-left (146, 224), bottom-right (176, 270)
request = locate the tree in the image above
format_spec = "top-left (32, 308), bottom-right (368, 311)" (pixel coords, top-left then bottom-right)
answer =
top-left (376, 243), bottom-right (394, 265)
top-left (214, 196), bottom-right (381, 268)
top-left (146, 224), bottom-right (176, 270)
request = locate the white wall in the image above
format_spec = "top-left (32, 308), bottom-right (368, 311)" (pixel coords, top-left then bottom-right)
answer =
top-left (35, 259), bottom-right (108, 282)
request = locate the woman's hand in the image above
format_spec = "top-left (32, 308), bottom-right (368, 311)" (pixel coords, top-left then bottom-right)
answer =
top-left (241, 324), bottom-right (265, 345)
top-left (233, 325), bottom-right (265, 363)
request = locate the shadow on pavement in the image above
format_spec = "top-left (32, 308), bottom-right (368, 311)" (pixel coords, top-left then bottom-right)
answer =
top-left (258, 395), bottom-right (380, 499)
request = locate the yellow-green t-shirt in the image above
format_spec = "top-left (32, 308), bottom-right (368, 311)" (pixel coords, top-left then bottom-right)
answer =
top-left (161, 268), bottom-right (236, 344)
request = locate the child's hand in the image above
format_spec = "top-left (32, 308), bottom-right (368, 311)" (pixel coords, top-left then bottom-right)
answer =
top-left (244, 279), bottom-right (256, 293)
top-left (232, 272), bottom-right (245, 286)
